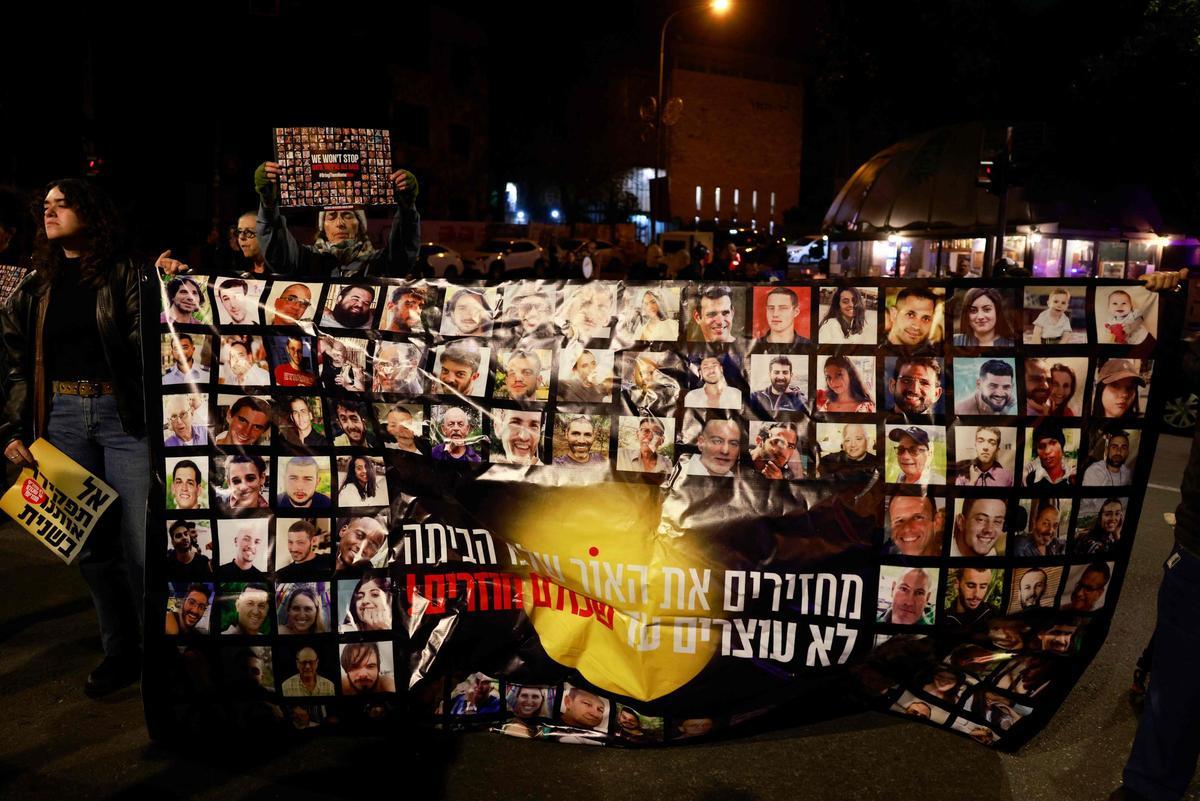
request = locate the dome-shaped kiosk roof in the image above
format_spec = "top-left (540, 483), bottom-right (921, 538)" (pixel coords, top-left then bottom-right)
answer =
top-left (822, 122), bottom-right (1163, 236)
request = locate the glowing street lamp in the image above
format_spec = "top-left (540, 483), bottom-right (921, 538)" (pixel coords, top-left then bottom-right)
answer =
top-left (653, 1), bottom-right (733, 232)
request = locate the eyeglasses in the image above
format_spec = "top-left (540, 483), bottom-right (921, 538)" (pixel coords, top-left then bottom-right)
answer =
top-left (281, 295), bottom-right (312, 307)
top-left (183, 597), bottom-right (209, 613)
top-left (895, 445), bottom-right (929, 456)
top-left (236, 229), bottom-right (257, 239)
top-left (167, 412), bottom-right (192, 422)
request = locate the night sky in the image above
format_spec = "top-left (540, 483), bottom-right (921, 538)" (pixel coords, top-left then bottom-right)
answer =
top-left (2, 1), bottom-right (1197, 254)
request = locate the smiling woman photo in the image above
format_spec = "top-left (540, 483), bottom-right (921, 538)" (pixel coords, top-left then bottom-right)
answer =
top-left (953, 287), bottom-right (1015, 346)
top-left (817, 355), bottom-right (875, 412)
top-left (337, 455), bottom-right (389, 507)
top-left (277, 584), bottom-right (329, 636)
top-left (818, 286), bottom-right (872, 344)
top-left (343, 574), bottom-right (393, 632)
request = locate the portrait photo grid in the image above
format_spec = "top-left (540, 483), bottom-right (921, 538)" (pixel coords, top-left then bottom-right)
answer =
top-left (273, 127), bottom-right (394, 208)
top-left (146, 275), bottom-right (1162, 747)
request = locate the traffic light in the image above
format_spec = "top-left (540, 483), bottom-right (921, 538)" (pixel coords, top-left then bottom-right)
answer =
top-left (977, 158), bottom-right (1007, 195)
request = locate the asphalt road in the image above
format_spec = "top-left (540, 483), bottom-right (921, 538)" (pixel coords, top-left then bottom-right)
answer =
top-left (0, 436), bottom-right (1196, 801)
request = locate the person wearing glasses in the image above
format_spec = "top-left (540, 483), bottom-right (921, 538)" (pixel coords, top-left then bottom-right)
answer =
top-left (617, 416), bottom-right (671, 473)
top-left (271, 283), bottom-right (314, 325)
top-left (888, 425), bottom-right (941, 485)
top-left (164, 584), bottom-right (213, 635)
top-left (234, 211), bottom-right (269, 274)
top-left (253, 161), bottom-right (420, 278)
top-left (163, 394), bottom-right (208, 447)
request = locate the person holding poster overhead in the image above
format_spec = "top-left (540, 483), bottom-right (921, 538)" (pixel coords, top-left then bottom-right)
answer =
top-left (253, 159), bottom-right (420, 278)
top-left (0, 179), bottom-right (151, 698)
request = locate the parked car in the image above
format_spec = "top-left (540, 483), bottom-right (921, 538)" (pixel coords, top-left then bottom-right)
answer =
top-left (1148, 276), bottom-right (1200, 437)
top-left (719, 227), bottom-right (787, 269)
top-left (1162, 390), bottom-right (1198, 435)
top-left (787, 237), bottom-right (821, 265)
top-left (470, 238), bottom-right (546, 280)
top-left (417, 242), bottom-right (465, 279)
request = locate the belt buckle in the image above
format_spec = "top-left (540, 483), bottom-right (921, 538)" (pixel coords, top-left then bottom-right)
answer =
top-left (78, 382), bottom-right (99, 398)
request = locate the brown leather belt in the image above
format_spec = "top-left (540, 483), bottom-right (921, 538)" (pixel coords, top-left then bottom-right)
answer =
top-left (52, 380), bottom-right (116, 397)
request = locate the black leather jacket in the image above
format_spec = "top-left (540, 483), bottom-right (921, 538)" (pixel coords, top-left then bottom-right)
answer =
top-left (0, 258), bottom-right (147, 444)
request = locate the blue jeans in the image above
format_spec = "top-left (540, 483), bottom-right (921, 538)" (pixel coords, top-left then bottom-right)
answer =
top-left (45, 393), bottom-right (150, 660)
top-left (1123, 544), bottom-right (1200, 800)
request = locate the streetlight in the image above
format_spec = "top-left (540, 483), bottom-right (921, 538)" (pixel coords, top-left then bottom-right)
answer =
top-left (653, 0), bottom-right (732, 237)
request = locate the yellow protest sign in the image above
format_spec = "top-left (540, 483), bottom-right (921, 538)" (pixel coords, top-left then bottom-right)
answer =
top-left (1, 438), bottom-right (118, 564)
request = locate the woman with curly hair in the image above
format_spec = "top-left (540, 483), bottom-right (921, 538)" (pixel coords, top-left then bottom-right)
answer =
top-left (817, 286), bottom-right (870, 344)
top-left (816, 356), bottom-right (875, 412)
top-left (0, 179), bottom-right (153, 697)
top-left (337, 455), bottom-right (389, 506)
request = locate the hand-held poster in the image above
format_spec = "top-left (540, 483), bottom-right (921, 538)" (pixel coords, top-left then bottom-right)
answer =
top-left (2, 438), bottom-right (118, 563)
top-left (143, 275), bottom-right (1164, 750)
top-left (273, 127), bottom-right (394, 209)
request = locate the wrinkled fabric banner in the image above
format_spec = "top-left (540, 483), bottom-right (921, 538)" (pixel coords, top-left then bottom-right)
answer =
top-left (143, 275), bottom-right (1161, 748)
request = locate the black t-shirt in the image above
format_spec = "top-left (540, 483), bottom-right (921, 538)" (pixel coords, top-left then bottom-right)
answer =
top-left (216, 561), bottom-right (266, 582)
top-left (44, 260), bottom-right (112, 382)
top-left (275, 555), bottom-right (334, 581)
top-left (165, 552), bottom-right (212, 583)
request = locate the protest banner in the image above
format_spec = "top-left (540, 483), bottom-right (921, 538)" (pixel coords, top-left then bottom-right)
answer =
top-left (143, 274), bottom-right (1164, 748)
top-left (1, 438), bottom-right (118, 564)
top-left (273, 127), bottom-right (394, 208)
top-left (0, 264), bottom-right (28, 304)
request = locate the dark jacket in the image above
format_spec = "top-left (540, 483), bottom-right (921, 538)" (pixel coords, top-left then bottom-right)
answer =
top-left (257, 201), bottom-right (419, 278)
top-left (1148, 284), bottom-right (1200, 555)
top-left (0, 259), bottom-right (147, 444)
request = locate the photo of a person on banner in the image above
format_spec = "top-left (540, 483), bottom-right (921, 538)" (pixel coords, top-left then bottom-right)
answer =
top-left (164, 583), bottom-right (212, 636)
top-left (341, 641), bottom-right (396, 694)
top-left (253, 160), bottom-right (419, 278)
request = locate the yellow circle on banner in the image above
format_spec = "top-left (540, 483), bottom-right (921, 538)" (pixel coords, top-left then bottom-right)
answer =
top-left (508, 483), bottom-right (724, 701)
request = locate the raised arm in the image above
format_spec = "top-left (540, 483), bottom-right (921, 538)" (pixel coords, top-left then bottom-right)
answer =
top-left (383, 168), bottom-right (420, 276)
top-left (254, 161), bottom-right (305, 276)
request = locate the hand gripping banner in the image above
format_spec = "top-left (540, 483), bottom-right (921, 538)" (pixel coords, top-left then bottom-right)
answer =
top-left (143, 275), bottom-right (1163, 748)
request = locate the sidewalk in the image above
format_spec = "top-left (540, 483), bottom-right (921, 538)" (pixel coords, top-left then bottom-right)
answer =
top-left (0, 437), bottom-right (1192, 801)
